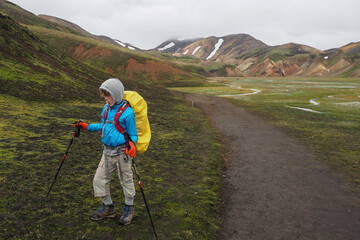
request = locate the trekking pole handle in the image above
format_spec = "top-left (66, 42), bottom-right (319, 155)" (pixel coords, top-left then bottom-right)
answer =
top-left (74, 119), bottom-right (83, 138)
top-left (124, 132), bottom-right (131, 150)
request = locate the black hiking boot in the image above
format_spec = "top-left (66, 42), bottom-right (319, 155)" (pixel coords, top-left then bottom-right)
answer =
top-left (90, 204), bottom-right (116, 221)
top-left (118, 205), bottom-right (135, 225)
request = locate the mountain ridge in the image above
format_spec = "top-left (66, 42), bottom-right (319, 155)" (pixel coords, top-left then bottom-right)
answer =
top-left (0, 0), bottom-right (200, 83)
top-left (1, 0), bottom-right (360, 78)
top-left (154, 34), bottom-right (360, 77)
top-left (37, 14), bottom-right (140, 50)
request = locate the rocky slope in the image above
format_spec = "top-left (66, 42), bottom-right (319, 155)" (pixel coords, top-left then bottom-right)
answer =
top-left (156, 35), bottom-right (360, 78)
top-left (37, 14), bottom-right (139, 50)
top-left (2, 0), bottom-right (359, 78)
top-left (0, 0), bottom-right (198, 82)
top-left (0, 1), bottom-right (138, 49)
top-left (0, 12), bottom-right (115, 101)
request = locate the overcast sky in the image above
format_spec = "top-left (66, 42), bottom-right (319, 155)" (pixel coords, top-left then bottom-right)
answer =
top-left (10, 0), bottom-right (360, 50)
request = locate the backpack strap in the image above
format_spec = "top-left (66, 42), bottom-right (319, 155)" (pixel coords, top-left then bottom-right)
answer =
top-left (113, 101), bottom-right (129, 133)
top-left (103, 101), bottom-right (129, 129)
top-left (103, 104), bottom-right (110, 123)
top-left (102, 101), bottom-right (131, 147)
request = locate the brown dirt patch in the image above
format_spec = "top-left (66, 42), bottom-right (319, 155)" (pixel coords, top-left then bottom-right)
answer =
top-left (125, 58), bottom-right (191, 80)
top-left (305, 62), bottom-right (330, 76)
top-left (248, 58), bottom-right (283, 77)
top-left (340, 42), bottom-right (360, 53)
top-left (347, 67), bottom-right (360, 77)
top-left (68, 43), bottom-right (113, 60)
top-left (330, 59), bottom-right (351, 72)
top-left (105, 67), bottom-right (115, 74)
top-left (225, 67), bottom-right (247, 77)
top-left (279, 62), bottom-right (302, 76)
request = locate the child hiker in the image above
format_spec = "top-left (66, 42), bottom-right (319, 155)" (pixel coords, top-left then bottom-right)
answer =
top-left (75, 78), bottom-right (138, 225)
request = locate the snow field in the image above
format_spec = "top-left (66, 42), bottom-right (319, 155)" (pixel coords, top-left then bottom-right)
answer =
top-left (192, 46), bottom-right (201, 55)
top-left (206, 38), bottom-right (224, 60)
top-left (158, 42), bottom-right (175, 51)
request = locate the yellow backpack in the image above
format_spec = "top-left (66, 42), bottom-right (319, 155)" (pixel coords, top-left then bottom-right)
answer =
top-left (123, 91), bottom-right (151, 154)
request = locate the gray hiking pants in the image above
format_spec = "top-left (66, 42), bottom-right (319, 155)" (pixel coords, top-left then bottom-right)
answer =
top-left (93, 145), bottom-right (135, 199)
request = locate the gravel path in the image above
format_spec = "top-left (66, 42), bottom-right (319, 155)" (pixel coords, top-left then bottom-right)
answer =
top-left (184, 93), bottom-right (360, 240)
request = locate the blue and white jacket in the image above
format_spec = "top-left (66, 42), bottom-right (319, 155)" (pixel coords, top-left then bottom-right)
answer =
top-left (87, 78), bottom-right (138, 147)
top-left (88, 101), bottom-right (138, 147)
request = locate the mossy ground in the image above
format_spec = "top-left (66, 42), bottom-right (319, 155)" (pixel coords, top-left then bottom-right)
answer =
top-left (0, 13), bottom-right (224, 239)
top-left (0, 85), bottom-right (223, 239)
top-left (171, 77), bottom-right (360, 185)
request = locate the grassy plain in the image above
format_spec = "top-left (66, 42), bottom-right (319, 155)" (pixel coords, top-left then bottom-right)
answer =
top-left (0, 13), bottom-right (223, 239)
top-left (0, 86), bottom-right (223, 239)
top-left (171, 77), bottom-right (360, 184)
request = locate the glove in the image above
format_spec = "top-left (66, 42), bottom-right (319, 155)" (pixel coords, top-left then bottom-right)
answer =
top-left (74, 120), bottom-right (88, 131)
top-left (126, 141), bottom-right (136, 158)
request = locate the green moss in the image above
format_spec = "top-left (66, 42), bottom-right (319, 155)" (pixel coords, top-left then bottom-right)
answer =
top-left (0, 13), bottom-right (224, 239)
top-left (0, 87), bottom-right (223, 239)
top-left (180, 77), bottom-right (360, 185)
top-left (341, 61), bottom-right (360, 77)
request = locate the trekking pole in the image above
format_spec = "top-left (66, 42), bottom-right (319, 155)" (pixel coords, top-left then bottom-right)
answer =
top-left (132, 158), bottom-right (158, 240)
top-left (45, 121), bottom-right (82, 199)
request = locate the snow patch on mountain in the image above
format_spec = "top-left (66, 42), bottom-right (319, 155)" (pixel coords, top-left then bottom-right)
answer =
top-left (114, 39), bottom-right (126, 47)
top-left (192, 46), bottom-right (201, 55)
top-left (206, 38), bottom-right (224, 60)
top-left (158, 42), bottom-right (175, 51)
top-left (114, 39), bottom-right (136, 50)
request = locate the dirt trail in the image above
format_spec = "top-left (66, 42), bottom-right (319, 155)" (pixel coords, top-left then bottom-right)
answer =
top-left (184, 93), bottom-right (360, 240)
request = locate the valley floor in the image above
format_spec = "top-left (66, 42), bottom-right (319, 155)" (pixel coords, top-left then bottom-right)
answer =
top-left (184, 93), bottom-right (360, 240)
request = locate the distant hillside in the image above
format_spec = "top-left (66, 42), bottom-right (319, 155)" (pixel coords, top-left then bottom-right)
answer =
top-left (37, 14), bottom-right (140, 51)
top-left (37, 14), bottom-right (120, 46)
top-left (2, 0), bottom-right (359, 78)
top-left (0, 12), bottom-right (117, 102)
top-left (0, 1), bottom-right (84, 36)
top-left (0, 0), bottom-right (201, 83)
top-left (31, 29), bottom-right (195, 83)
top-left (159, 34), bottom-right (267, 61)
top-left (155, 34), bottom-right (360, 78)
top-left (0, 1), bottom-right (139, 49)
top-left (156, 38), bottom-right (203, 52)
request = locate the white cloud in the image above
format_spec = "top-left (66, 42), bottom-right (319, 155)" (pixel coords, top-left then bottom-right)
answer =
top-left (9, 0), bottom-right (360, 50)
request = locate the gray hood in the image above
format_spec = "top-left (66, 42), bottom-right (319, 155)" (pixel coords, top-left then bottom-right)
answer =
top-left (99, 78), bottom-right (124, 106)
